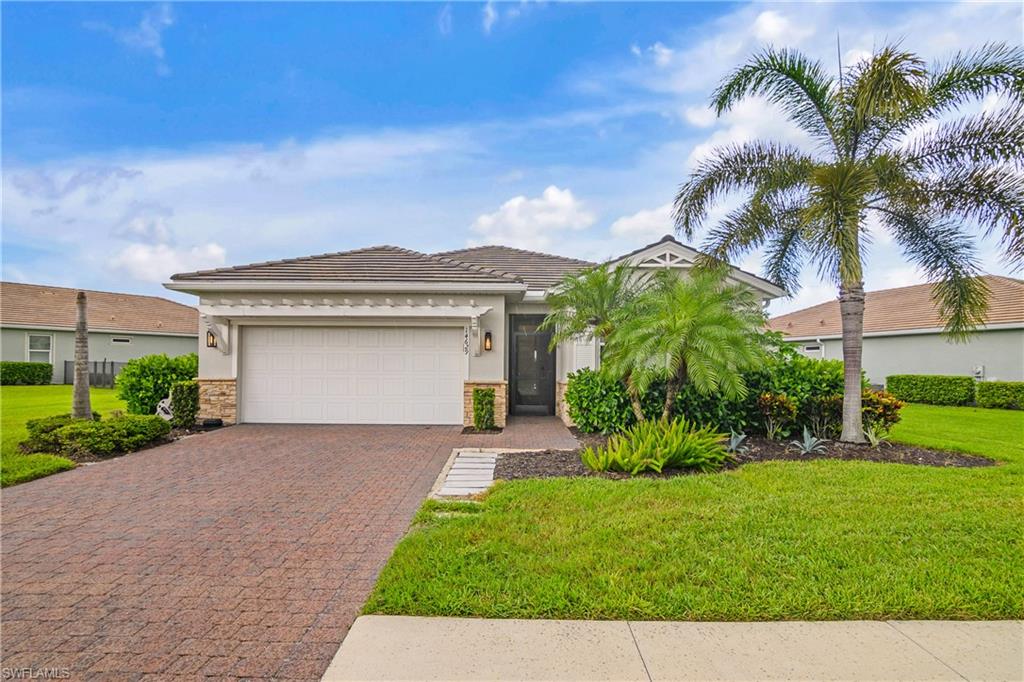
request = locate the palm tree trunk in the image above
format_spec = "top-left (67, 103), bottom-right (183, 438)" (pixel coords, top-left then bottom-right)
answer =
top-left (838, 281), bottom-right (865, 442)
top-left (661, 364), bottom-right (686, 421)
top-left (72, 291), bottom-right (92, 420)
top-left (625, 374), bottom-right (646, 422)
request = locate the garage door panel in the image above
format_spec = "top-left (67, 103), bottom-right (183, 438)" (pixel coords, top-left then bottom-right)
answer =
top-left (242, 325), bottom-right (464, 424)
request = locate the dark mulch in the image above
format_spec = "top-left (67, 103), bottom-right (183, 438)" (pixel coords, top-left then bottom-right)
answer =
top-left (494, 429), bottom-right (995, 481)
top-left (461, 426), bottom-right (503, 435)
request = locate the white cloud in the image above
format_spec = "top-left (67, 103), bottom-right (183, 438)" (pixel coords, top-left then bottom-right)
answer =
top-left (687, 96), bottom-right (813, 166)
top-left (751, 10), bottom-right (813, 44)
top-left (110, 242), bottom-right (226, 283)
top-left (437, 4), bottom-right (453, 36)
top-left (683, 105), bottom-right (717, 128)
top-left (470, 186), bottom-right (595, 250)
top-left (610, 202), bottom-right (673, 240)
top-left (482, 2), bottom-right (498, 34)
top-left (86, 3), bottom-right (175, 75)
top-left (649, 42), bottom-right (674, 67)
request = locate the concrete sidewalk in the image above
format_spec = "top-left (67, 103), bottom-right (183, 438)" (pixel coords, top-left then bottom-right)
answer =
top-left (323, 616), bottom-right (1023, 681)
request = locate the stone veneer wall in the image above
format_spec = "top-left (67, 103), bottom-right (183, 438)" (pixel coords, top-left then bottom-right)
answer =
top-left (555, 381), bottom-right (575, 427)
top-left (198, 379), bottom-right (237, 424)
top-left (463, 381), bottom-right (508, 428)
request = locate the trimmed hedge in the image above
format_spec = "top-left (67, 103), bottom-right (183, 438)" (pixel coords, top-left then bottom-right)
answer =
top-left (170, 380), bottom-right (200, 428)
top-left (55, 415), bottom-right (170, 457)
top-left (22, 413), bottom-right (101, 453)
top-left (886, 374), bottom-right (975, 406)
top-left (116, 353), bottom-right (198, 415)
top-left (1, 361), bottom-right (53, 385)
top-left (976, 381), bottom-right (1024, 410)
top-left (472, 387), bottom-right (496, 430)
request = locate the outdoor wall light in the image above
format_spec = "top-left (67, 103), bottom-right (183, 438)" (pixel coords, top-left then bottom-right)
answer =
top-left (483, 331), bottom-right (493, 351)
top-left (206, 331), bottom-right (218, 349)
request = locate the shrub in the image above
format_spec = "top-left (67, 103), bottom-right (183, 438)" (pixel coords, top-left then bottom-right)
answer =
top-left (564, 369), bottom-right (635, 434)
top-left (21, 413), bottom-right (101, 453)
top-left (1, 361), bottom-right (53, 385)
top-left (976, 381), bottom-right (1024, 410)
top-left (56, 415), bottom-right (170, 457)
top-left (886, 374), bottom-right (975, 406)
top-left (170, 380), bottom-right (200, 429)
top-left (472, 387), bottom-right (496, 430)
top-left (581, 418), bottom-right (729, 475)
top-left (757, 393), bottom-right (797, 439)
top-left (116, 353), bottom-right (198, 415)
top-left (861, 389), bottom-right (905, 433)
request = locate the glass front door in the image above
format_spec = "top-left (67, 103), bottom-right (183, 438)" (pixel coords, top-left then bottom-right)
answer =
top-left (509, 315), bottom-right (555, 415)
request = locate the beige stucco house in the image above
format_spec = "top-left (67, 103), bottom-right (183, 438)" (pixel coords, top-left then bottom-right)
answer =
top-left (769, 275), bottom-right (1024, 385)
top-left (164, 236), bottom-right (785, 427)
top-left (0, 282), bottom-right (198, 384)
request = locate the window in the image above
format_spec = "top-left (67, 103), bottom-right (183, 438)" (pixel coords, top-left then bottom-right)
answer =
top-left (27, 334), bottom-right (53, 364)
top-left (111, 337), bottom-right (132, 344)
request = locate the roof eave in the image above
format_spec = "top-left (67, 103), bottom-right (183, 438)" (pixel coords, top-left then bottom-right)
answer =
top-left (164, 280), bottom-right (529, 295)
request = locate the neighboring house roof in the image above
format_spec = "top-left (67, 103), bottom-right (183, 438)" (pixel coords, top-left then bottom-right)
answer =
top-left (0, 281), bottom-right (199, 336)
top-left (171, 245), bottom-right (524, 286)
top-left (769, 275), bottom-right (1024, 338)
top-left (433, 245), bottom-right (595, 290)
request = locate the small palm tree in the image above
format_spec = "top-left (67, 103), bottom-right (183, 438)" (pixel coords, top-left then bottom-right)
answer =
top-left (541, 262), bottom-right (647, 418)
top-left (674, 43), bottom-right (1024, 442)
top-left (540, 262), bottom-right (644, 345)
top-left (72, 291), bottom-right (92, 419)
top-left (602, 268), bottom-right (769, 421)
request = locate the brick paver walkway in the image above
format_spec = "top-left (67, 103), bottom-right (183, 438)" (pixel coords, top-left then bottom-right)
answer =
top-left (0, 417), bottom-right (576, 680)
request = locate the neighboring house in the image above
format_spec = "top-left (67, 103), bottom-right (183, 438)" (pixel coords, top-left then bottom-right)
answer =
top-left (164, 235), bottom-right (785, 426)
top-left (768, 275), bottom-right (1024, 385)
top-left (0, 282), bottom-right (199, 384)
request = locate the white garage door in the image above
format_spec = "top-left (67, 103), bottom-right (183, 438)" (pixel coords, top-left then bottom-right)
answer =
top-left (241, 326), bottom-right (464, 424)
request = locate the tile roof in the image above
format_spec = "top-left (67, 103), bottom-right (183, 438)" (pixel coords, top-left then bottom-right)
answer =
top-left (171, 245), bottom-right (524, 285)
top-left (1, 282), bottom-right (198, 335)
top-left (434, 245), bottom-right (595, 290)
top-left (768, 275), bottom-right (1024, 337)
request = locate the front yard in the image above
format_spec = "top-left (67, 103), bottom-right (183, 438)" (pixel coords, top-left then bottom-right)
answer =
top-left (365, 404), bottom-right (1024, 621)
top-left (0, 385), bottom-right (126, 487)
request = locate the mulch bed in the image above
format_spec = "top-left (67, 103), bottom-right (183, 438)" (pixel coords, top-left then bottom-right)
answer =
top-left (493, 429), bottom-right (995, 481)
top-left (461, 426), bottom-right (503, 435)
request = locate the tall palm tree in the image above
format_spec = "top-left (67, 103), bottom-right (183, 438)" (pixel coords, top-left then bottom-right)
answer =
top-left (602, 268), bottom-right (769, 421)
top-left (540, 262), bottom-right (647, 418)
top-left (72, 291), bottom-right (92, 419)
top-left (673, 43), bottom-right (1024, 442)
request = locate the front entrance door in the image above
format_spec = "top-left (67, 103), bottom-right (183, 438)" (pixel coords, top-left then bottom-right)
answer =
top-left (509, 315), bottom-right (555, 416)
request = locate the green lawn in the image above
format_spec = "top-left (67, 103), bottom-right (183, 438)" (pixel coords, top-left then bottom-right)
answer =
top-left (1, 385), bottom-right (126, 487)
top-left (365, 404), bottom-right (1024, 621)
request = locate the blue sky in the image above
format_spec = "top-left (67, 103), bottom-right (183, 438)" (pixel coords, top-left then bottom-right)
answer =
top-left (2, 1), bottom-right (1020, 312)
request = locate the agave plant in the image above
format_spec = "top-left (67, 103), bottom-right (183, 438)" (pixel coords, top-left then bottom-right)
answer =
top-left (726, 430), bottom-right (750, 455)
top-left (789, 426), bottom-right (828, 455)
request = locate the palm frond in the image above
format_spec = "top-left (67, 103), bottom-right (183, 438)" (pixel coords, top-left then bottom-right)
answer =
top-left (876, 208), bottom-right (989, 339)
top-left (673, 141), bottom-right (814, 238)
top-left (928, 43), bottom-right (1024, 113)
top-left (711, 47), bottom-right (839, 146)
top-left (902, 104), bottom-right (1024, 170)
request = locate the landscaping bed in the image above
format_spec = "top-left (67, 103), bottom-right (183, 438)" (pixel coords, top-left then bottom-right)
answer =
top-left (495, 428), bottom-right (994, 481)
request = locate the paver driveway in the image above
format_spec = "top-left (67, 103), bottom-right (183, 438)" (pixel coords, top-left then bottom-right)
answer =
top-left (1, 418), bottom-right (577, 680)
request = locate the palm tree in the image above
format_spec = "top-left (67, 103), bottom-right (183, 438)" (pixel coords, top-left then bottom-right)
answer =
top-left (602, 268), bottom-right (769, 421)
top-left (540, 262), bottom-right (647, 418)
top-left (673, 43), bottom-right (1024, 442)
top-left (540, 262), bottom-right (644, 344)
top-left (72, 291), bottom-right (92, 419)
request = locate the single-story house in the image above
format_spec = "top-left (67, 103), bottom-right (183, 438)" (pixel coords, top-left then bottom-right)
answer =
top-left (768, 275), bottom-right (1024, 385)
top-left (0, 281), bottom-right (199, 384)
top-left (164, 235), bottom-right (785, 426)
